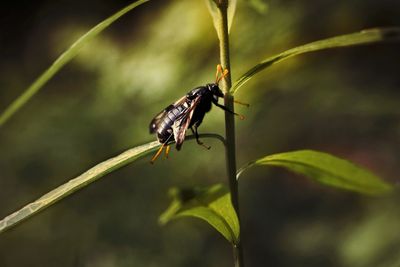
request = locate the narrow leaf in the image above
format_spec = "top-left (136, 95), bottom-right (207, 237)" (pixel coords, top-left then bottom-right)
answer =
top-left (160, 184), bottom-right (240, 244)
top-left (227, 0), bottom-right (237, 32)
top-left (237, 150), bottom-right (394, 195)
top-left (0, 0), bottom-right (149, 127)
top-left (0, 141), bottom-right (159, 234)
top-left (0, 134), bottom-right (224, 234)
top-left (232, 27), bottom-right (400, 94)
top-left (205, 0), bottom-right (237, 41)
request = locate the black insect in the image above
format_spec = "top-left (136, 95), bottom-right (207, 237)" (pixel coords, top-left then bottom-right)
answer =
top-left (149, 65), bottom-right (246, 163)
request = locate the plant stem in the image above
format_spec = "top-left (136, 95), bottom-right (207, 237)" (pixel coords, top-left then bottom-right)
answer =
top-left (215, 1), bottom-right (244, 266)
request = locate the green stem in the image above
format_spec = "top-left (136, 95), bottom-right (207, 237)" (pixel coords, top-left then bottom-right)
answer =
top-left (215, 1), bottom-right (244, 266)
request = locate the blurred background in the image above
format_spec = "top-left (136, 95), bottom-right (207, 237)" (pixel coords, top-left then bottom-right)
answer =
top-left (1, 0), bottom-right (400, 266)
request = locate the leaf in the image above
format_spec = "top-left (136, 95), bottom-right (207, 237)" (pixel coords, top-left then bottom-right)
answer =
top-left (160, 184), bottom-right (240, 245)
top-left (0, 141), bottom-right (160, 234)
top-left (0, 133), bottom-right (225, 234)
top-left (237, 150), bottom-right (394, 195)
top-left (0, 0), bottom-right (149, 127)
top-left (205, 0), bottom-right (237, 41)
top-left (231, 27), bottom-right (400, 94)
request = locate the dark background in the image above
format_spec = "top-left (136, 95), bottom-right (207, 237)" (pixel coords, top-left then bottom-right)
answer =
top-left (1, 0), bottom-right (400, 266)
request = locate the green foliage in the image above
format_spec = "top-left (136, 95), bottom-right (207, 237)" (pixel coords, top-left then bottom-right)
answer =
top-left (205, 0), bottom-right (237, 40)
top-left (237, 150), bottom-right (394, 195)
top-left (160, 184), bottom-right (239, 245)
top-left (0, 0), bottom-right (149, 127)
top-left (0, 134), bottom-right (225, 235)
top-left (232, 27), bottom-right (400, 94)
top-left (0, 141), bottom-right (160, 234)
top-left (1, 1), bottom-right (399, 266)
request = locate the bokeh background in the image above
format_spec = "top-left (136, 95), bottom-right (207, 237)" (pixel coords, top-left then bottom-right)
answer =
top-left (1, 0), bottom-right (400, 266)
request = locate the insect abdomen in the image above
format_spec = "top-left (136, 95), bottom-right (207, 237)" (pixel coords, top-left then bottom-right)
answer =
top-left (157, 104), bottom-right (187, 143)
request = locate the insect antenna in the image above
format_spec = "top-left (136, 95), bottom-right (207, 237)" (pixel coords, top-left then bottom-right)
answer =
top-left (215, 64), bottom-right (229, 84)
top-left (214, 64), bottom-right (247, 120)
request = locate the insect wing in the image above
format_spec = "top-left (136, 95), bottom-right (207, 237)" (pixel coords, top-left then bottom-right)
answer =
top-left (149, 96), bottom-right (188, 134)
top-left (172, 95), bottom-right (188, 106)
top-left (174, 96), bottom-right (201, 150)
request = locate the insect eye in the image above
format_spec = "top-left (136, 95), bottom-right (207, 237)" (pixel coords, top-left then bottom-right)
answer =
top-left (211, 85), bottom-right (218, 92)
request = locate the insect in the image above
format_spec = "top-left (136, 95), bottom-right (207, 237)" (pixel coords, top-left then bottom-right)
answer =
top-left (149, 64), bottom-right (246, 163)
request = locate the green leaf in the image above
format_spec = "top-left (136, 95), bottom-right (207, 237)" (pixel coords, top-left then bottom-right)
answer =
top-left (237, 150), bottom-right (394, 195)
top-left (0, 134), bottom-right (224, 234)
top-left (160, 184), bottom-right (240, 244)
top-left (0, 0), bottom-right (149, 127)
top-left (231, 27), bottom-right (400, 94)
top-left (0, 141), bottom-right (160, 234)
top-left (205, 0), bottom-right (237, 40)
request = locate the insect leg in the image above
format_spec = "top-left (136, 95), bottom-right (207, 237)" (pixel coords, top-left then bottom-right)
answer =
top-left (212, 99), bottom-right (245, 120)
top-left (165, 145), bottom-right (170, 158)
top-left (234, 99), bottom-right (250, 107)
top-left (191, 126), bottom-right (211, 150)
top-left (151, 134), bottom-right (174, 163)
top-left (150, 143), bottom-right (165, 164)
